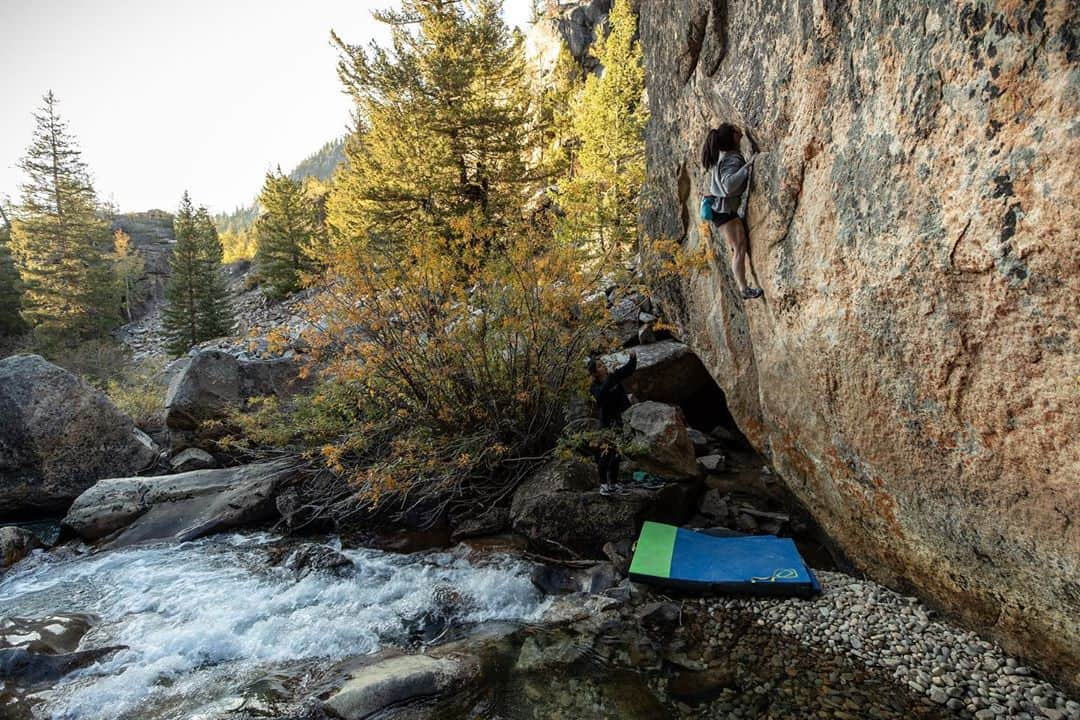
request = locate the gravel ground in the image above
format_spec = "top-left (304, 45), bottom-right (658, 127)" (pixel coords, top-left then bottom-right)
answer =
top-left (684, 570), bottom-right (1080, 719)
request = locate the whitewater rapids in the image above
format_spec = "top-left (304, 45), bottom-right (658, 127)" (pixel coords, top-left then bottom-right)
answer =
top-left (0, 533), bottom-right (549, 719)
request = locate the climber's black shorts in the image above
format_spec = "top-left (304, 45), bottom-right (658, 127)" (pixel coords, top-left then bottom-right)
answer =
top-left (710, 211), bottom-right (740, 227)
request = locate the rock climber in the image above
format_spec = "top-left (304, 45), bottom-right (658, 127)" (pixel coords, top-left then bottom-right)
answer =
top-left (701, 123), bottom-right (763, 300)
top-left (587, 350), bottom-right (637, 484)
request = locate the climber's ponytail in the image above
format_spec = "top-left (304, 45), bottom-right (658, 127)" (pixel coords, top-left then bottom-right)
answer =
top-left (701, 129), bottom-right (721, 170)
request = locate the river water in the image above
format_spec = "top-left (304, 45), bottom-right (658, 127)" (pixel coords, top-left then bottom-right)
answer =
top-left (0, 533), bottom-right (549, 719)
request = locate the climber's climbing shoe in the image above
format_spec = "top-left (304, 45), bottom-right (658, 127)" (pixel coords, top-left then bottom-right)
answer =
top-left (742, 287), bottom-right (764, 300)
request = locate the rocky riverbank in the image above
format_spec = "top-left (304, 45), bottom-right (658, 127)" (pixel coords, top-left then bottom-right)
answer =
top-left (3, 529), bottom-right (1078, 720)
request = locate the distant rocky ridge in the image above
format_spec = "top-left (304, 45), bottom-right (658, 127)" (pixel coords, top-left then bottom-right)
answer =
top-left (110, 210), bottom-right (174, 322)
top-left (525, 0), bottom-right (613, 76)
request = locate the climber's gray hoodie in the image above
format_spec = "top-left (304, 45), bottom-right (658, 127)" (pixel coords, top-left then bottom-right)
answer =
top-left (708, 151), bottom-right (751, 215)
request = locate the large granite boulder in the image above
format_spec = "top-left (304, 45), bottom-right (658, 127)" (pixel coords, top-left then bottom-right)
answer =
top-left (0, 355), bottom-right (159, 519)
top-left (638, 0), bottom-right (1080, 687)
top-left (510, 457), bottom-right (697, 557)
top-left (602, 341), bottom-right (714, 405)
top-left (62, 460), bottom-right (296, 547)
top-left (164, 349), bottom-right (301, 451)
top-left (624, 401), bottom-right (699, 479)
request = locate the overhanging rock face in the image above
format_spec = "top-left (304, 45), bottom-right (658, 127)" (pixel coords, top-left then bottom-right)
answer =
top-left (637, 0), bottom-right (1079, 688)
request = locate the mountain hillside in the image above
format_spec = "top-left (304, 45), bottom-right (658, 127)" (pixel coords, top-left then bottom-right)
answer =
top-left (214, 137), bottom-right (345, 235)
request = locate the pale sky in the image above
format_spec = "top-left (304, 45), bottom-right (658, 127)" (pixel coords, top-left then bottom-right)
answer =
top-left (0, 0), bottom-right (534, 214)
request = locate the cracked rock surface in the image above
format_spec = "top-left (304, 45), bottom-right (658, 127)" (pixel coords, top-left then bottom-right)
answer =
top-left (638, 0), bottom-right (1080, 690)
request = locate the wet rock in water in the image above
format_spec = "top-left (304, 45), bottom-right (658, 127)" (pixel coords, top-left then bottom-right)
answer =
top-left (0, 354), bottom-right (159, 519)
top-left (0, 615), bottom-right (96, 655)
top-left (624, 401), bottom-right (699, 479)
top-left (638, 0), bottom-right (1080, 687)
top-left (0, 527), bottom-right (42, 570)
top-left (530, 562), bottom-right (620, 595)
top-left (602, 341), bottom-right (714, 406)
top-left (62, 460), bottom-right (296, 546)
top-left (168, 447), bottom-right (217, 473)
top-left (400, 583), bottom-right (476, 644)
top-left (164, 349), bottom-right (303, 451)
top-left (282, 543), bottom-right (355, 579)
top-left (324, 653), bottom-right (480, 720)
top-left (0, 645), bottom-right (124, 686)
top-left (510, 458), bottom-right (697, 557)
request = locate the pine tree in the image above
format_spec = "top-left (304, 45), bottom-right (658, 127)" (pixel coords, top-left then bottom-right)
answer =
top-left (0, 202), bottom-right (26, 336)
top-left (255, 168), bottom-right (317, 299)
top-left (163, 193), bottom-right (200, 354)
top-left (111, 229), bottom-right (144, 323)
top-left (328, 0), bottom-right (534, 256)
top-left (193, 206), bottom-right (233, 339)
top-left (9, 92), bottom-right (117, 340)
top-left (556, 0), bottom-right (647, 254)
top-left (162, 192), bottom-right (232, 355)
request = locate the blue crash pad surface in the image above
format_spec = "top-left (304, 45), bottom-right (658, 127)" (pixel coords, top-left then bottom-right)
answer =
top-left (629, 522), bottom-right (821, 598)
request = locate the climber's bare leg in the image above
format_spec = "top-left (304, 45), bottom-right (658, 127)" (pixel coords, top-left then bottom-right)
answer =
top-left (720, 218), bottom-right (749, 292)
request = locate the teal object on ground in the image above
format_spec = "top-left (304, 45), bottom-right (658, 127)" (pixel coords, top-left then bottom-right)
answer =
top-left (629, 521), bottom-right (821, 598)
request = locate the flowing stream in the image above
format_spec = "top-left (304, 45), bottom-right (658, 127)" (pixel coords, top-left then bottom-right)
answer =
top-left (0, 533), bottom-right (549, 719)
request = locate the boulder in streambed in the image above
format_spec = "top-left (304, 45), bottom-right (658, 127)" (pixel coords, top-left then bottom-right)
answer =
top-left (0, 527), bottom-right (42, 570)
top-left (0, 612), bottom-right (124, 692)
top-left (324, 653), bottom-right (479, 720)
top-left (0, 614), bottom-right (96, 655)
top-left (282, 543), bottom-right (355, 580)
top-left (624, 401), bottom-right (699, 479)
top-left (0, 354), bottom-right (160, 519)
top-left (0, 645), bottom-right (124, 687)
top-left (510, 458), bottom-right (698, 557)
top-left (62, 460), bottom-right (296, 547)
top-left (324, 627), bottom-right (520, 720)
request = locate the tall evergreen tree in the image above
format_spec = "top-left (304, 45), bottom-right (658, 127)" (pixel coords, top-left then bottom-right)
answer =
top-left (9, 92), bottom-right (117, 340)
top-left (328, 0), bottom-right (534, 255)
top-left (0, 202), bottom-right (26, 336)
top-left (193, 206), bottom-right (233, 339)
top-left (557, 0), bottom-right (647, 254)
top-left (255, 168), bottom-right (317, 299)
top-left (162, 192), bottom-right (232, 355)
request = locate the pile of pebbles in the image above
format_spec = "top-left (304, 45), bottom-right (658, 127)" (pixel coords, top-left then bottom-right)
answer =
top-left (691, 571), bottom-right (1079, 719)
